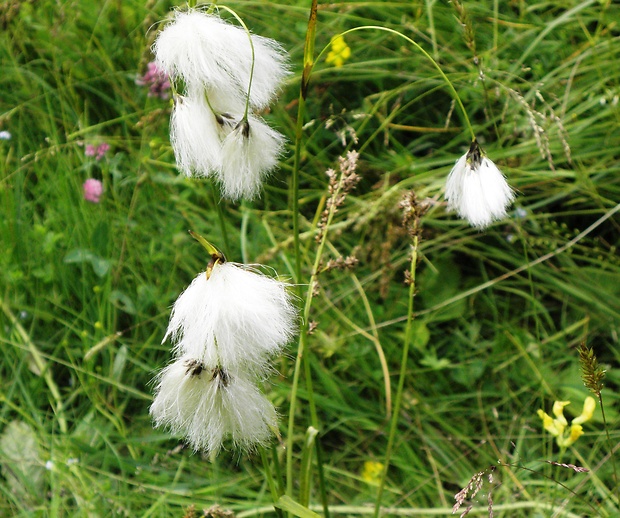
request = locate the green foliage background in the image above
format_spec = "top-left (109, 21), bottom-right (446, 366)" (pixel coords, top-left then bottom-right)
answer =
top-left (1, 0), bottom-right (619, 516)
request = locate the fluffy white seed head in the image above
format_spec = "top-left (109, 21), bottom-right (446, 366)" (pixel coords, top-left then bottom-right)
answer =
top-left (170, 92), bottom-right (222, 177)
top-left (154, 9), bottom-right (288, 110)
top-left (150, 357), bottom-right (277, 455)
top-left (217, 115), bottom-right (285, 200)
top-left (445, 145), bottom-right (515, 229)
top-left (164, 262), bottom-right (297, 372)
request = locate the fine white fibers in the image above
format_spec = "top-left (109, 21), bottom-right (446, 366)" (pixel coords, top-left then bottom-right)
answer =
top-left (218, 115), bottom-right (285, 200)
top-left (150, 357), bottom-right (277, 454)
top-left (445, 153), bottom-right (515, 229)
top-left (163, 262), bottom-right (296, 372)
top-left (153, 10), bottom-right (288, 110)
top-left (170, 93), bottom-right (222, 176)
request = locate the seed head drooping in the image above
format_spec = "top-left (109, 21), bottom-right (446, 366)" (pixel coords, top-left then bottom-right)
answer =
top-left (445, 140), bottom-right (515, 229)
top-left (150, 232), bottom-right (297, 455)
top-left (153, 8), bottom-right (289, 200)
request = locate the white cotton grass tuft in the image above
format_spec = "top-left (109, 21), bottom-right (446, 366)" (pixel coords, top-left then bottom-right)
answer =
top-left (153, 9), bottom-right (288, 110)
top-left (150, 357), bottom-right (277, 455)
top-left (170, 93), bottom-right (222, 177)
top-left (163, 261), bottom-right (297, 373)
top-left (445, 140), bottom-right (515, 229)
top-left (218, 115), bottom-right (285, 200)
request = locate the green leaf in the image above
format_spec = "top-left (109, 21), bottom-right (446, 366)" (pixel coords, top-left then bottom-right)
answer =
top-left (410, 320), bottom-right (430, 351)
top-left (0, 421), bottom-right (45, 505)
top-left (63, 248), bottom-right (111, 277)
top-left (109, 290), bottom-right (136, 315)
top-left (275, 496), bottom-right (321, 518)
top-left (299, 426), bottom-right (318, 507)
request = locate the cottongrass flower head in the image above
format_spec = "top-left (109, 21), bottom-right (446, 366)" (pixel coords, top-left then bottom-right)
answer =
top-left (150, 233), bottom-right (297, 455)
top-left (164, 254), bottom-right (296, 373)
top-left (445, 140), bottom-right (515, 229)
top-left (170, 91), bottom-right (224, 177)
top-left (150, 356), bottom-right (277, 455)
top-left (152, 7), bottom-right (289, 200)
top-left (153, 9), bottom-right (288, 110)
top-left (83, 179), bottom-right (103, 203)
top-left (218, 115), bottom-right (285, 200)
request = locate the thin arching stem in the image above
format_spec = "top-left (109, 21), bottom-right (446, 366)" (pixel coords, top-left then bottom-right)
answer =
top-left (316, 26), bottom-right (476, 141)
top-left (217, 5), bottom-right (256, 122)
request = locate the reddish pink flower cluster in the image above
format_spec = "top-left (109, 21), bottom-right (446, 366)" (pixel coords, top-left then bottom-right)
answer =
top-left (136, 61), bottom-right (171, 99)
top-left (85, 142), bottom-right (110, 161)
top-left (83, 179), bottom-right (104, 203)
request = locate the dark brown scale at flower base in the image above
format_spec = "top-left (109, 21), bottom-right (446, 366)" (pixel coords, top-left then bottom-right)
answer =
top-left (211, 366), bottom-right (230, 388)
top-left (184, 359), bottom-right (205, 377)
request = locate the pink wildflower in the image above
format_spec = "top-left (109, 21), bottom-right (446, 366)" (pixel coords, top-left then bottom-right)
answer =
top-left (96, 142), bottom-right (110, 160)
top-left (83, 179), bottom-right (104, 203)
top-left (85, 143), bottom-right (110, 161)
top-left (136, 61), bottom-right (171, 99)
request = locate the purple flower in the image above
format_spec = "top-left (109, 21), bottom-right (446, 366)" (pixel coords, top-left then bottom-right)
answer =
top-left (85, 142), bottom-right (110, 161)
top-left (136, 61), bottom-right (171, 99)
top-left (0, 130), bottom-right (11, 140)
top-left (96, 142), bottom-right (110, 160)
top-left (83, 179), bottom-right (104, 203)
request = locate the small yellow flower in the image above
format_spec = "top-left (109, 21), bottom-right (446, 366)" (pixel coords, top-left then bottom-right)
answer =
top-left (573, 396), bottom-right (596, 425)
top-left (326, 35), bottom-right (351, 68)
top-left (538, 396), bottom-right (596, 448)
top-left (361, 460), bottom-right (384, 485)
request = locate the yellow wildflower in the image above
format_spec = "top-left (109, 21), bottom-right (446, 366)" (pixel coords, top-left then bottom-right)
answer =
top-left (361, 460), bottom-right (384, 485)
top-left (538, 396), bottom-right (596, 448)
top-left (326, 35), bottom-right (351, 68)
top-left (573, 396), bottom-right (596, 425)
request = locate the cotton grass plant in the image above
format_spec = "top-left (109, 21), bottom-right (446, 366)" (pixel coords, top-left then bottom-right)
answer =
top-left (1, 0), bottom-right (620, 516)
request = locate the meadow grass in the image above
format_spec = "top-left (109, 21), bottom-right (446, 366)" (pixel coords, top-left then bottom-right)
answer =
top-left (1, 0), bottom-right (619, 516)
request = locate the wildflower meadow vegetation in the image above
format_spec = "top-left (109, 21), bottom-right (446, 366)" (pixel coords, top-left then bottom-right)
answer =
top-left (1, 0), bottom-right (620, 516)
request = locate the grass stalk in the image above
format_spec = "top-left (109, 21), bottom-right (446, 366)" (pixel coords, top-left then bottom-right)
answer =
top-left (373, 233), bottom-right (419, 517)
top-left (287, 2), bottom-right (329, 517)
top-left (211, 182), bottom-right (232, 258)
top-left (260, 447), bottom-right (285, 518)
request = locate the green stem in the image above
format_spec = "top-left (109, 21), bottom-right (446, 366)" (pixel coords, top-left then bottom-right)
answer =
top-left (373, 234), bottom-right (419, 517)
top-left (286, 0), bottom-right (318, 504)
top-left (260, 447), bottom-right (285, 518)
top-left (291, 95), bottom-right (305, 288)
top-left (317, 26), bottom-right (476, 141)
top-left (288, 167), bottom-right (349, 515)
top-left (291, 0), bottom-right (318, 287)
top-left (211, 182), bottom-right (232, 258)
top-left (599, 394), bottom-right (619, 504)
top-left (216, 5), bottom-right (256, 121)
